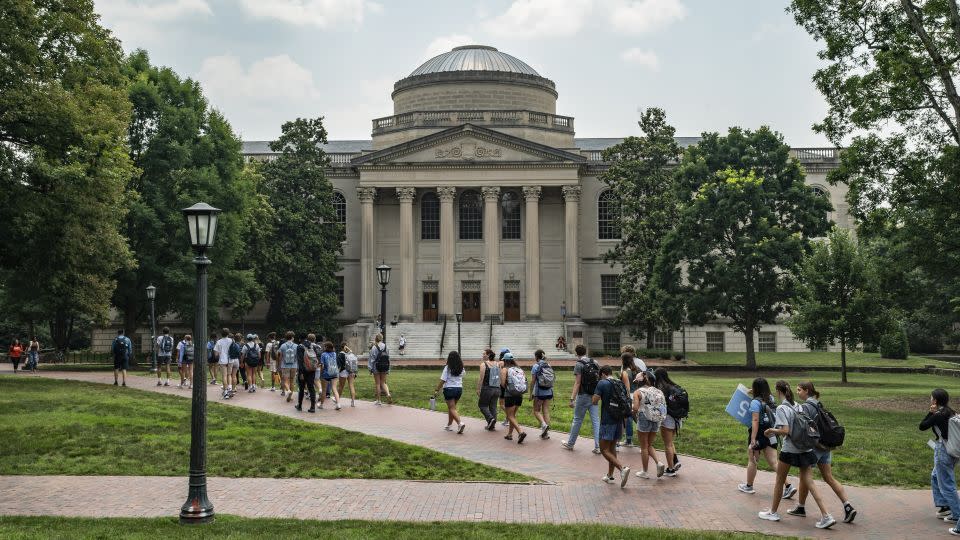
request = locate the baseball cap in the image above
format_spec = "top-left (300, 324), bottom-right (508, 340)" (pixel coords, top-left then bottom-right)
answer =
top-left (502, 352), bottom-right (514, 361)
top-left (246, 333), bottom-right (255, 341)
top-left (499, 348), bottom-right (511, 354)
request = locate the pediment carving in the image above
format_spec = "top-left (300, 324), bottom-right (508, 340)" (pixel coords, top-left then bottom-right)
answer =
top-left (453, 256), bottom-right (485, 271)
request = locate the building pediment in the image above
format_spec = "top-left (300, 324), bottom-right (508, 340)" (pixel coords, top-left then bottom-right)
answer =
top-left (352, 124), bottom-right (586, 167)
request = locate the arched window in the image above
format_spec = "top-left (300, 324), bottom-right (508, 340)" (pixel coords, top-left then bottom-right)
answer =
top-left (459, 190), bottom-right (483, 240)
top-left (332, 191), bottom-right (346, 226)
top-left (421, 192), bottom-right (440, 240)
top-left (811, 186), bottom-right (828, 199)
top-left (501, 191), bottom-right (521, 240)
top-left (598, 189), bottom-right (621, 240)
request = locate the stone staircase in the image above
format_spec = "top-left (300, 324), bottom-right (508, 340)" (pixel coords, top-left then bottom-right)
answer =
top-left (387, 321), bottom-right (575, 360)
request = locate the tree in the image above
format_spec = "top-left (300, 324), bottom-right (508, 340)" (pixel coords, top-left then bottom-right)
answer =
top-left (260, 118), bottom-right (344, 336)
top-left (788, 229), bottom-right (885, 383)
top-left (656, 127), bottom-right (832, 369)
top-left (0, 0), bottom-right (135, 351)
top-left (600, 108), bottom-right (682, 347)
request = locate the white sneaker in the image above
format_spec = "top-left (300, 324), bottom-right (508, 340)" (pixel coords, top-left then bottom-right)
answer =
top-left (738, 483), bottom-right (756, 494)
top-left (351, 399), bottom-right (356, 407)
top-left (458, 423), bottom-right (466, 434)
top-left (636, 470), bottom-right (650, 479)
top-left (758, 510), bottom-right (781, 522)
top-left (444, 425), bottom-right (453, 431)
top-left (656, 462), bottom-right (666, 478)
top-left (501, 420), bottom-right (510, 426)
top-left (620, 467), bottom-right (631, 488)
top-left (560, 441), bottom-right (574, 451)
top-left (601, 475), bottom-right (615, 484)
top-left (815, 515), bottom-right (836, 529)
top-left (335, 404), bottom-right (341, 410)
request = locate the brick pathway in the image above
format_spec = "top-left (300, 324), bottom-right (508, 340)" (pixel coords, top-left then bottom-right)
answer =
top-left (0, 369), bottom-right (942, 538)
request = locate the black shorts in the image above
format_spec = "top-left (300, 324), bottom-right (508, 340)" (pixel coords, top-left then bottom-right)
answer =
top-left (779, 450), bottom-right (818, 468)
top-left (245, 359), bottom-right (260, 368)
top-left (375, 362), bottom-right (390, 373)
top-left (114, 356), bottom-right (129, 370)
top-left (442, 387), bottom-right (463, 401)
top-left (534, 394), bottom-right (554, 401)
top-left (158, 355), bottom-right (172, 365)
top-left (504, 395), bottom-right (523, 408)
top-left (747, 428), bottom-right (777, 450)
top-left (499, 387), bottom-right (505, 399)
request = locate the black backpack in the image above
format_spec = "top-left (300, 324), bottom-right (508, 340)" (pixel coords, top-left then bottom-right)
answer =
top-left (666, 385), bottom-right (690, 419)
top-left (755, 398), bottom-right (776, 432)
top-left (812, 401), bottom-right (845, 449)
top-left (228, 340), bottom-right (241, 359)
top-left (578, 358), bottom-right (600, 394)
top-left (605, 378), bottom-right (632, 422)
top-left (112, 336), bottom-right (127, 359)
top-left (375, 346), bottom-right (390, 372)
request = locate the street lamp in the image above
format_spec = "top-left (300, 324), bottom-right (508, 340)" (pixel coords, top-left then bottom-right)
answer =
top-left (376, 261), bottom-right (391, 343)
top-left (147, 284), bottom-right (157, 372)
top-left (455, 312), bottom-right (463, 354)
top-left (179, 202), bottom-right (220, 525)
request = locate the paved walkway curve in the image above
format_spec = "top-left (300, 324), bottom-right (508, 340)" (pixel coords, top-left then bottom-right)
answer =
top-left (0, 369), bottom-right (941, 539)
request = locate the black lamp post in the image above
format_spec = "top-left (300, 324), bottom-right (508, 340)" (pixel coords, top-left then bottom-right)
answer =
top-left (179, 202), bottom-right (220, 525)
top-left (376, 261), bottom-right (391, 343)
top-left (147, 284), bottom-right (157, 372)
top-left (455, 312), bottom-right (463, 354)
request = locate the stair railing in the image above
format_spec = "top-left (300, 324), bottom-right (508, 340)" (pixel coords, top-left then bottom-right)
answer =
top-left (438, 315), bottom-right (447, 360)
top-left (487, 317), bottom-right (494, 349)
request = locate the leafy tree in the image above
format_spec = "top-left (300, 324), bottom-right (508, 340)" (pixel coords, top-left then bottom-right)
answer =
top-left (0, 0), bottom-right (135, 351)
top-left (656, 127), bottom-right (832, 369)
top-left (788, 229), bottom-right (885, 382)
top-left (260, 118), bottom-right (344, 336)
top-left (600, 108), bottom-right (682, 347)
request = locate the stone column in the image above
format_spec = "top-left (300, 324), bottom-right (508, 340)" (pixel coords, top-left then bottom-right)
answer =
top-left (562, 185), bottom-right (581, 318)
top-left (357, 187), bottom-right (377, 320)
top-left (523, 186), bottom-right (542, 320)
top-left (437, 187), bottom-right (457, 319)
top-left (481, 186), bottom-right (500, 321)
top-left (396, 187), bottom-right (416, 321)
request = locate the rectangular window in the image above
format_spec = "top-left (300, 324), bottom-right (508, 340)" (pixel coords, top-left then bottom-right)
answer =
top-left (653, 331), bottom-right (673, 350)
top-left (706, 331), bottom-right (725, 352)
top-left (603, 331), bottom-right (621, 353)
top-left (600, 275), bottom-right (620, 307)
top-left (335, 276), bottom-right (344, 307)
top-left (421, 198), bottom-right (440, 240)
top-left (758, 332), bottom-right (777, 353)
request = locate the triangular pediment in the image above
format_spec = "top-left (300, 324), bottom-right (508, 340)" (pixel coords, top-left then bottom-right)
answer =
top-left (352, 124), bottom-right (586, 166)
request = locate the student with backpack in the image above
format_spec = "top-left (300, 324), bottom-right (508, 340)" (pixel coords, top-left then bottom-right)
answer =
top-left (370, 333), bottom-right (392, 405)
top-left (758, 380), bottom-right (835, 530)
top-left (278, 331), bottom-right (298, 402)
top-left (561, 345), bottom-right (601, 454)
top-left (500, 353), bottom-right (528, 444)
top-left (318, 341), bottom-right (341, 410)
top-left (264, 332), bottom-right (279, 391)
top-left (739, 377), bottom-right (797, 500)
top-left (632, 369), bottom-right (667, 479)
top-left (433, 350), bottom-right (466, 433)
top-left (530, 349), bottom-right (554, 439)
top-left (233, 333), bottom-right (246, 391)
top-left (655, 367), bottom-right (687, 476)
top-left (213, 328), bottom-right (233, 398)
top-left (477, 349), bottom-right (501, 429)
top-left (594, 364), bottom-right (631, 487)
top-left (498, 348), bottom-right (511, 427)
top-left (177, 334), bottom-right (194, 388)
top-left (296, 333), bottom-right (319, 412)
top-left (206, 336), bottom-right (217, 386)
top-left (789, 381), bottom-right (856, 524)
top-left (112, 329), bottom-right (132, 387)
top-left (338, 344), bottom-right (359, 407)
top-left (920, 388), bottom-right (960, 534)
top-left (619, 353), bottom-right (644, 447)
top-left (155, 327), bottom-right (175, 387)
top-left (241, 334), bottom-right (261, 393)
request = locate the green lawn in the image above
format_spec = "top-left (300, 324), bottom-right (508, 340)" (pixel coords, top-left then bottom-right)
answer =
top-left (358, 368), bottom-right (945, 488)
top-left (682, 350), bottom-right (954, 368)
top-left (0, 377), bottom-right (528, 482)
top-left (0, 516), bottom-right (782, 539)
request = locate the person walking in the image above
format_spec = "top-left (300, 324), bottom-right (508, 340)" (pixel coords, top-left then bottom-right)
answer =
top-left (758, 380), bottom-right (835, 530)
top-left (561, 345), bottom-right (601, 454)
top-left (632, 369), bottom-right (666, 479)
top-left (26, 337), bottom-right (40, 372)
top-left (155, 327), bottom-right (174, 387)
top-left (788, 381), bottom-right (857, 524)
top-left (530, 349), bottom-right (554, 439)
top-left (477, 349), bottom-right (500, 429)
top-left (8, 338), bottom-right (23, 372)
top-left (232, 333), bottom-right (245, 391)
top-left (278, 331), bottom-right (298, 402)
top-left (498, 348), bottom-right (511, 427)
top-left (338, 344), bottom-right (358, 407)
top-left (920, 388), bottom-right (960, 535)
top-left (241, 334), bottom-right (261, 393)
top-left (398, 333), bottom-right (406, 356)
top-left (319, 341), bottom-right (341, 410)
top-left (213, 328), bottom-right (233, 399)
top-left (433, 350), bottom-right (466, 433)
top-left (500, 353), bottom-right (528, 444)
top-left (254, 334), bottom-right (266, 387)
top-left (619, 352), bottom-right (644, 447)
top-left (655, 367), bottom-right (686, 476)
top-left (296, 333), bottom-right (319, 412)
top-left (739, 377), bottom-right (797, 500)
top-left (264, 332), bottom-right (279, 391)
top-left (206, 335), bottom-right (217, 386)
top-left (174, 334), bottom-right (186, 388)
top-left (370, 334), bottom-right (392, 405)
top-left (111, 329), bottom-right (132, 387)
top-left (594, 365), bottom-right (631, 487)
top-left (178, 334), bottom-right (194, 388)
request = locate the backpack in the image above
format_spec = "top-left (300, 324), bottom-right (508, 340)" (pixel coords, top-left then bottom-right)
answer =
top-left (323, 352), bottom-right (339, 378)
top-left (302, 343), bottom-right (318, 372)
top-left (336, 351), bottom-right (346, 372)
top-left (484, 361), bottom-right (501, 387)
top-left (345, 352), bottom-right (359, 373)
top-left (112, 336), bottom-right (127, 359)
top-left (182, 344), bottom-right (195, 363)
top-left (787, 403), bottom-right (820, 453)
top-left (244, 344), bottom-right (260, 363)
top-left (666, 385), bottom-right (690, 420)
top-left (374, 345), bottom-right (390, 372)
top-left (228, 341), bottom-right (241, 360)
top-left (754, 398), bottom-right (776, 432)
top-left (605, 378), bottom-right (632, 422)
top-left (640, 388), bottom-right (667, 423)
top-left (945, 415), bottom-right (960, 458)
top-left (506, 366), bottom-right (527, 396)
top-left (812, 401), bottom-right (845, 449)
top-left (159, 335), bottom-right (173, 355)
top-left (578, 358), bottom-right (600, 394)
top-left (535, 362), bottom-right (555, 389)
top-left (282, 342), bottom-right (296, 367)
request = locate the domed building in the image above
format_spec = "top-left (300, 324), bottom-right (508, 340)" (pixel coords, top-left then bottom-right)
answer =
top-left (237, 45), bottom-right (849, 358)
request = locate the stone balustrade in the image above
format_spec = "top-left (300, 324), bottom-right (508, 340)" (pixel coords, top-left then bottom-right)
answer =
top-left (372, 110), bottom-right (575, 135)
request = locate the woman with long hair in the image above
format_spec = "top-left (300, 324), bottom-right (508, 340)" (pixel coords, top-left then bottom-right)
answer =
top-left (619, 353), bottom-right (643, 446)
top-left (500, 353), bottom-right (528, 444)
top-left (739, 377), bottom-right (796, 500)
top-left (434, 351), bottom-right (466, 433)
top-left (758, 380), bottom-right (835, 530)
top-left (921, 388), bottom-right (960, 534)
top-left (632, 369), bottom-right (666, 479)
top-left (530, 349), bottom-right (553, 439)
top-left (654, 367), bottom-right (681, 476)
top-left (370, 333), bottom-right (391, 405)
top-left (337, 344), bottom-right (358, 407)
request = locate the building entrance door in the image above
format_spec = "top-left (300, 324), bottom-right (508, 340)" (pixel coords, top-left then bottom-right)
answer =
top-left (503, 291), bottom-right (520, 322)
top-left (422, 292), bottom-right (438, 322)
top-left (461, 292), bottom-right (481, 322)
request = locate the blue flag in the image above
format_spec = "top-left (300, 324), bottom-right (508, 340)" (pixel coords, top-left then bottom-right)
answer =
top-left (726, 383), bottom-right (753, 427)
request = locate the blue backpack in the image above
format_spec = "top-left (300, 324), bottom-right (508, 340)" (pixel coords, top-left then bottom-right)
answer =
top-left (112, 336), bottom-right (128, 359)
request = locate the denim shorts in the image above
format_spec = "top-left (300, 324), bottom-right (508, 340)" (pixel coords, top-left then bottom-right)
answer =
top-left (662, 415), bottom-right (678, 430)
top-left (599, 423), bottom-right (623, 441)
top-left (636, 415), bottom-right (661, 433)
top-left (442, 387), bottom-right (463, 401)
top-left (814, 448), bottom-right (832, 465)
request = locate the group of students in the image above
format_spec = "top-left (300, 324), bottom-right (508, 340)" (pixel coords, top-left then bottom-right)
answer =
top-left (920, 387), bottom-right (960, 537)
top-left (7, 337), bottom-right (41, 372)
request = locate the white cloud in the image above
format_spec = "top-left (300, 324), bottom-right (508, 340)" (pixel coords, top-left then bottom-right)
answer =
top-left (483, 0), bottom-right (592, 38)
top-left (608, 0), bottom-right (687, 34)
top-left (238, 0), bottom-right (382, 28)
top-left (620, 47), bottom-right (659, 69)
top-left (95, 0), bottom-right (211, 46)
top-left (198, 54), bottom-right (322, 105)
top-left (423, 34), bottom-right (476, 60)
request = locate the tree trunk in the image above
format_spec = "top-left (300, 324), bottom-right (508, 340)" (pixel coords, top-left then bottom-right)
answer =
top-left (123, 301), bottom-right (139, 366)
top-left (840, 336), bottom-right (848, 384)
top-left (645, 320), bottom-right (655, 349)
top-left (49, 309), bottom-right (71, 354)
top-left (745, 327), bottom-right (757, 370)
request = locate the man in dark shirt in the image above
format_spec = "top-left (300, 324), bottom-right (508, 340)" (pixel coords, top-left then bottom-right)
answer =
top-left (593, 365), bottom-right (630, 488)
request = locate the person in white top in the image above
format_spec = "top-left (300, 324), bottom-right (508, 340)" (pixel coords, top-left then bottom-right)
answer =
top-left (370, 334), bottom-right (392, 405)
top-left (433, 351), bottom-right (465, 433)
top-left (264, 332), bottom-right (279, 391)
top-left (398, 334), bottom-right (406, 356)
top-left (213, 328), bottom-right (234, 399)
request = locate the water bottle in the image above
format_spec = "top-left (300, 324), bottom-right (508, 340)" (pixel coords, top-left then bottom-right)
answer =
top-left (429, 395), bottom-right (437, 411)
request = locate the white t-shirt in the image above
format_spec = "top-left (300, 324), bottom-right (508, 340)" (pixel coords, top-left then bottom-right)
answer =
top-left (440, 365), bottom-right (463, 388)
top-left (214, 337), bottom-right (233, 365)
top-left (398, 336), bottom-right (406, 347)
top-left (156, 335), bottom-right (174, 357)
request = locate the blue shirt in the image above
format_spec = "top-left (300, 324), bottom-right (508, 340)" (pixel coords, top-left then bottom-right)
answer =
top-left (531, 361), bottom-right (553, 398)
top-left (594, 378), bottom-right (620, 425)
top-left (320, 351), bottom-right (337, 378)
top-left (278, 341), bottom-right (298, 369)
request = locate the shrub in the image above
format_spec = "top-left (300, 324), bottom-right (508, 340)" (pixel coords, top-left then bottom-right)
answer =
top-left (880, 327), bottom-right (909, 359)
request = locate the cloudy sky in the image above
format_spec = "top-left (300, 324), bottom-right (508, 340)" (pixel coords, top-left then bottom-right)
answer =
top-left (94, 0), bottom-right (832, 146)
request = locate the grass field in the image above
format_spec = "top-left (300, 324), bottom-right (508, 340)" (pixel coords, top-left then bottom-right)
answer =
top-left (0, 377), bottom-right (528, 482)
top-left (680, 351), bottom-right (954, 369)
top-left (350, 368), bottom-right (945, 488)
top-left (0, 516), bottom-right (784, 540)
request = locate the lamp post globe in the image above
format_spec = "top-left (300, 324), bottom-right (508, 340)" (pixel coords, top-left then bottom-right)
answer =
top-left (179, 202), bottom-right (220, 525)
top-left (147, 285), bottom-right (157, 372)
top-left (376, 261), bottom-right (391, 342)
